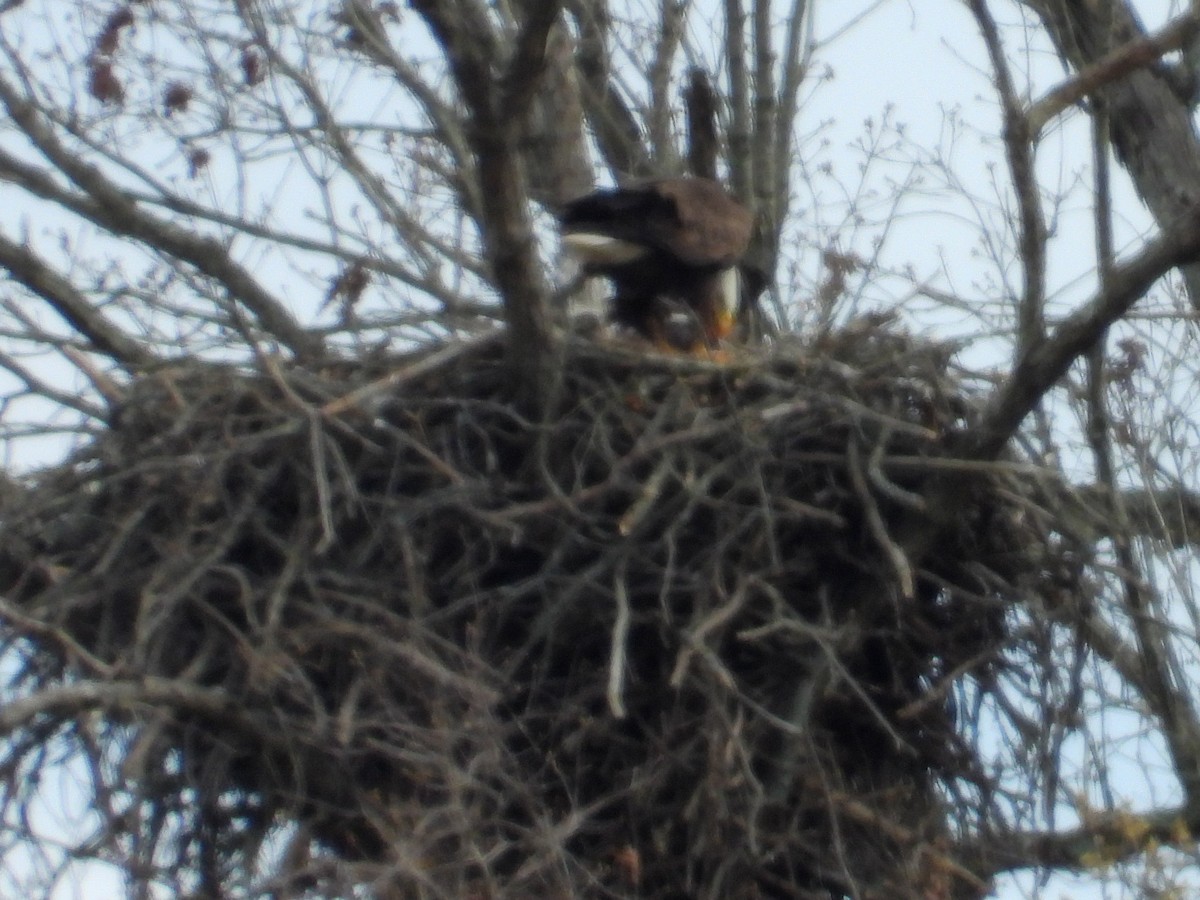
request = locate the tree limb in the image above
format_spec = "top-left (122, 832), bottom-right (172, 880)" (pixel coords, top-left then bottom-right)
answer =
top-left (959, 803), bottom-right (1199, 882)
top-left (570, 0), bottom-right (652, 177)
top-left (0, 235), bottom-right (155, 368)
top-left (647, 0), bottom-right (685, 170)
top-left (1025, 0), bottom-right (1200, 308)
top-left (958, 208), bottom-right (1200, 460)
top-left (684, 68), bottom-right (719, 180)
top-left (521, 22), bottom-right (596, 209)
top-left (502, 0), bottom-right (564, 122)
top-left (1027, 10), bottom-right (1200, 139)
top-left (0, 75), bottom-right (321, 358)
top-left (751, 0), bottom-right (776, 227)
top-left (724, 0), bottom-right (752, 199)
top-left (411, 0), bottom-right (558, 408)
top-left (968, 0), bottom-right (1047, 354)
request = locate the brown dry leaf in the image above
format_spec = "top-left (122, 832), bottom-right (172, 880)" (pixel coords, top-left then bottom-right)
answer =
top-left (87, 59), bottom-right (124, 104)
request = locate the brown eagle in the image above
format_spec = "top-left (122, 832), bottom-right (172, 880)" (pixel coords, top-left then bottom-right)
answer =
top-left (558, 177), bottom-right (753, 352)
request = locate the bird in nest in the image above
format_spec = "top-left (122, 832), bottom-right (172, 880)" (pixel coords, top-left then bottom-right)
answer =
top-left (558, 176), bottom-right (754, 355)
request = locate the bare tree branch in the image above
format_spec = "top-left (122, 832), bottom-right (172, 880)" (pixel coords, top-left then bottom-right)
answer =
top-left (772, 0), bottom-right (810, 227)
top-left (411, 0), bottom-right (559, 406)
top-left (0, 678), bottom-right (249, 737)
top-left (961, 803), bottom-right (1200, 881)
top-left (968, 0), bottom-right (1047, 354)
top-left (0, 74), bottom-right (321, 358)
top-left (0, 236), bottom-right (155, 368)
top-left (1026, 0), bottom-right (1200, 308)
top-left (959, 208), bottom-right (1200, 460)
top-left (503, 0), bottom-right (564, 122)
top-left (570, 0), bottom-right (652, 177)
top-left (724, 0), bottom-right (752, 199)
top-left (751, 0), bottom-right (776, 223)
top-left (1027, 10), bottom-right (1200, 139)
top-left (522, 22), bottom-right (595, 208)
top-left (1072, 66), bottom-right (1200, 815)
top-left (684, 67), bottom-right (719, 180)
top-left (647, 0), bottom-right (686, 169)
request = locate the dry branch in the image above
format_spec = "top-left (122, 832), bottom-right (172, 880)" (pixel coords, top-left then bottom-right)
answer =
top-left (684, 68), bottom-right (719, 180)
top-left (0, 235), bottom-right (156, 368)
top-left (0, 74), bottom-right (321, 359)
top-left (959, 207), bottom-right (1200, 460)
top-left (411, 0), bottom-right (558, 409)
top-left (1026, 0), bottom-right (1200, 308)
top-left (968, 0), bottom-right (1047, 353)
top-left (570, 0), bottom-right (653, 177)
top-left (1027, 11), bottom-right (1200, 139)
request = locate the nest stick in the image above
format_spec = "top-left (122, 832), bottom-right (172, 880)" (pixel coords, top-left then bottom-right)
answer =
top-left (608, 562), bottom-right (631, 719)
top-left (849, 435), bottom-right (915, 602)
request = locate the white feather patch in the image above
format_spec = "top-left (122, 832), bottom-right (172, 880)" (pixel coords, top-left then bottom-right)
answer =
top-left (561, 233), bottom-right (649, 265)
top-left (717, 266), bottom-right (740, 318)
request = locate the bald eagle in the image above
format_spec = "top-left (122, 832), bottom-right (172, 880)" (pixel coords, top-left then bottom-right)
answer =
top-left (558, 177), bottom-right (753, 352)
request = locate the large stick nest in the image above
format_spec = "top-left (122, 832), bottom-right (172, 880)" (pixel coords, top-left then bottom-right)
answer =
top-left (0, 322), bottom-right (1059, 898)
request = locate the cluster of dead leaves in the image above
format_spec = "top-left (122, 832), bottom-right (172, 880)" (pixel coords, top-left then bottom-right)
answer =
top-left (85, 3), bottom-right (265, 113)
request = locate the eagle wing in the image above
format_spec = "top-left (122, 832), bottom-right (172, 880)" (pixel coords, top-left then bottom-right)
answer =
top-left (559, 177), bottom-right (752, 269)
top-left (650, 178), bottom-right (752, 267)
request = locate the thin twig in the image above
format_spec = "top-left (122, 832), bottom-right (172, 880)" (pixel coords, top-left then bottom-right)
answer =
top-left (848, 436), bottom-right (914, 601)
top-left (607, 561), bottom-right (631, 718)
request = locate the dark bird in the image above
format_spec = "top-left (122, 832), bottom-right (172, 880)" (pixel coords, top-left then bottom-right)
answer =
top-left (559, 177), bottom-right (753, 352)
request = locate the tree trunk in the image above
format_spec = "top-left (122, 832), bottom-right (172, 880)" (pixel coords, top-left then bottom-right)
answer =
top-left (1026, 0), bottom-right (1200, 306)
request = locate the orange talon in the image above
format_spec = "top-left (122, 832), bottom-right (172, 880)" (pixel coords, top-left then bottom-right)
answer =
top-left (712, 308), bottom-right (736, 342)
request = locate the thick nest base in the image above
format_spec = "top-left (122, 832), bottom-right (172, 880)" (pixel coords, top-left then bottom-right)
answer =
top-left (0, 324), bottom-right (1048, 898)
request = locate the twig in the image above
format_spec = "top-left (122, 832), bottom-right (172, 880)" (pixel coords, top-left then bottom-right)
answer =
top-left (321, 331), bottom-right (502, 417)
top-left (618, 457), bottom-right (671, 536)
top-left (0, 76), bottom-right (321, 359)
top-left (308, 415), bottom-right (337, 554)
top-left (848, 436), bottom-right (914, 601)
top-left (867, 420), bottom-right (926, 511)
top-left (0, 234), bottom-right (155, 368)
top-left (60, 346), bottom-right (125, 409)
top-left (967, 0), bottom-right (1046, 353)
top-left (0, 594), bottom-right (115, 678)
top-left (670, 580), bottom-right (749, 688)
top-left (959, 206), bottom-right (1200, 460)
top-left (607, 562), bottom-right (631, 718)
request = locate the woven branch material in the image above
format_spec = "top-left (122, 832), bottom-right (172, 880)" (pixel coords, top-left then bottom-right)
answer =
top-left (0, 322), bottom-right (1059, 898)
